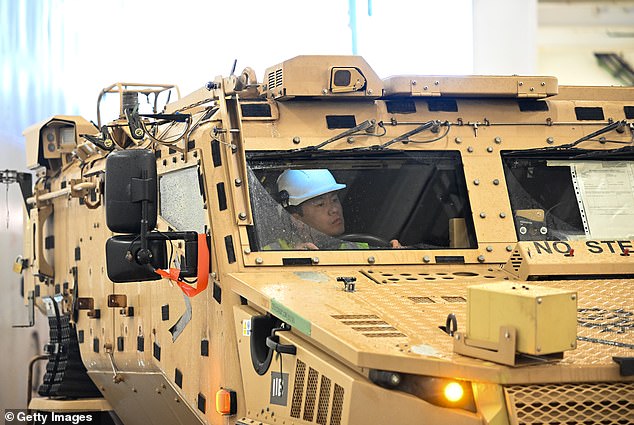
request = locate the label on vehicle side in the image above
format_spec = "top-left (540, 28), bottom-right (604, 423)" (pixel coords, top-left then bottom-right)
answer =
top-left (271, 299), bottom-right (312, 336)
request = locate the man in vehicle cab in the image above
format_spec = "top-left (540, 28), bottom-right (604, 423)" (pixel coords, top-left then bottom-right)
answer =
top-left (266, 169), bottom-right (401, 250)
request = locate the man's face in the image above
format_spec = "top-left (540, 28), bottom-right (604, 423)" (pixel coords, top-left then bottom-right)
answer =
top-left (293, 192), bottom-right (345, 236)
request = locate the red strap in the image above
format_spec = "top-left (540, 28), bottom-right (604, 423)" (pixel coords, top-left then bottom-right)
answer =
top-left (155, 233), bottom-right (209, 297)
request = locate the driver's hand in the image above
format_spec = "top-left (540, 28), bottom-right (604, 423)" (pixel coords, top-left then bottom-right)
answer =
top-left (390, 239), bottom-right (403, 248)
top-left (295, 242), bottom-right (319, 250)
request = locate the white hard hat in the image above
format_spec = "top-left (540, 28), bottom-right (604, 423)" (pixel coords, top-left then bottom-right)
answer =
top-left (277, 169), bottom-right (346, 206)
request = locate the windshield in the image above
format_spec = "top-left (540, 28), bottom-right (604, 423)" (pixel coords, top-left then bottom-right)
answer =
top-left (502, 152), bottom-right (634, 241)
top-left (247, 151), bottom-right (478, 251)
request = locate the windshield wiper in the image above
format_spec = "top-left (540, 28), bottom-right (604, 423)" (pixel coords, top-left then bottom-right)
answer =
top-left (376, 120), bottom-right (440, 149)
top-left (564, 120), bottom-right (629, 149)
top-left (302, 119), bottom-right (376, 151)
top-left (570, 145), bottom-right (634, 159)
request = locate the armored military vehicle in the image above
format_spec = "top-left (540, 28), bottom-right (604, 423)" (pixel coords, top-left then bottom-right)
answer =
top-left (11, 55), bottom-right (634, 424)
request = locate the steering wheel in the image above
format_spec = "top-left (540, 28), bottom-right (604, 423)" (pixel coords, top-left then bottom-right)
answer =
top-left (339, 233), bottom-right (391, 247)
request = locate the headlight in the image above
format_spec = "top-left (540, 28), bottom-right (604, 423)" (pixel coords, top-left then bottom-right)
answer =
top-left (370, 369), bottom-right (476, 412)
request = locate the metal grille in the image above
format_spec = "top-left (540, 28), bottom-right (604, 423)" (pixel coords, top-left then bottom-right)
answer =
top-left (331, 314), bottom-right (379, 320)
top-left (510, 250), bottom-right (523, 272)
top-left (408, 296), bottom-right (435, 303)
top-left (267, 72), bottom-right (276, 90)
top-left (267, 68), bottom-right (283, 90)
top-left (363, 332), bottom-right (406, 338)
top-left (316, 376), bottom-right (331, 425)
top-left (303, 368), bottom-right (319, 422)
top-left (275, 69), bottom-right (283, 87)
top-left (290, 360), bottom-right (306, 418)
top-left (330, 384), bottom-right (345, 425)
top-left (505, 382), bottom-right (634, 425)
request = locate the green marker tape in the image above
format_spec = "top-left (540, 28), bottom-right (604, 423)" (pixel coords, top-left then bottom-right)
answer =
top-left (271, 299), bottom-right (312, 336)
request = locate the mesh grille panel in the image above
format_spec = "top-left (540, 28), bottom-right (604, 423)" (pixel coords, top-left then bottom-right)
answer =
top-left (303, 368), bottom-right (319, 422)
top-left (316, 376), bottom-right (331, 425)
top-left (505, 382), bottom-right (634, 425)
top-left (290, 360), bottom-right (306, 418)
top-left (330, 384), bottom-right (344, 425)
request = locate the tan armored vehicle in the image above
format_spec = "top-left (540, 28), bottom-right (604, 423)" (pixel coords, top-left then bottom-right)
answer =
top-left (12, 55), bottom-right (634, 424)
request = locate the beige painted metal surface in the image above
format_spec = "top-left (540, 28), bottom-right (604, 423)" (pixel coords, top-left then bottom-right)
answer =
top-left (11, 55), bottom-right (634, 425)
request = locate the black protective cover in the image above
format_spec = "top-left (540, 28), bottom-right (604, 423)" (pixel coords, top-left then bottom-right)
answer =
top-left (105, 150), bottom-right (157, 233)
top-left (105, 236), bottom-right (167, 283)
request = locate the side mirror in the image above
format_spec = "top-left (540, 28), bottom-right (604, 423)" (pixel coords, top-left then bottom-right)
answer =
top-left (106, 236), bottom-right (167, 283)
top-left (105, 149), bottom-right (157, 233)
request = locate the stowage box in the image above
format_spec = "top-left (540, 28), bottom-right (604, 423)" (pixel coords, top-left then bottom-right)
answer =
top-left (467, 282), bottom-right (577, 355)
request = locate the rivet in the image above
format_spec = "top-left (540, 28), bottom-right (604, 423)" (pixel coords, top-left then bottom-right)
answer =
top-left (480, 212), bottom-right (487, 218)
top-left (132, 387), bottom-right (137, 393)
top-left (312, 257), bottom-right (319, 264)
top-left (238, 212), bottom-right (247, 220)
top-left (506, 245), bottom-right (513, 252)
top-left (454, 137), bottom-right (462, 144)
top-left (322, 89), bottom-right (328, 94)
top-left (211, 272), bottom-right (217, 279)
top-left (504, 331), bottom-right (510, 339)
top-left (487, 146), bottom-right (493, 153)
top-left (230, 144), bottom-right (237, 153)
top-left (536, 346), bottom-right (541, 352)
top-left (486, 246), bottom-right (493, 252)
top-left (494, 137), bottom-right (502, 144)
top-left (500, 212), bottom-right (506, 218)
top-left (541, 82), bottom-right (546, 86)
top-left (292, 136), bottom-right (301, 144)
top-left (493, 179), bottom-right (500, 185)
top-left (367, 89), bottom-right (373, 95)
top-left (234, 178), bottom-right (242, 187)
top-left (423, 256), bottom-right (431, 263)
top-left (255, 257), bottom-right (263, 265)
top-left (423, 86), bottom-right (429, 90)
top-left (477, 255), bottom-right (485, 262)
top-left (570, 342), bottom-right (576, 348)
top-left (434, 81), bottom-right (439, 85)
top-left (518, 81), bottom-right (523, 86)
top-left (530, 87), bottom-right (534, 92)
top-left (368, 256), bottom-right (376, 264)
top-left (547, 137), bottom-right (554, 144)
top-left (571, 294), bottom-right (576, 301)
top-left (347, 136), bottom-right (355, 144)
top-left (243, 248), bottom-right (251, 255)
top-left (537, 297), bottom-right (542, 304)
top-left (411, 80), bottom-right (417, 86)
top-left (467, 146), bottom-right (474, 153)
top-left (473, 179), bottom-right (480, 185)
top-left (455, 334), bottom-right (461, 341)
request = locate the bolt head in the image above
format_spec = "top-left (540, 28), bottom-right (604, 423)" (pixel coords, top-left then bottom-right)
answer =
top-left (255, 257), bottom-right (263, 265)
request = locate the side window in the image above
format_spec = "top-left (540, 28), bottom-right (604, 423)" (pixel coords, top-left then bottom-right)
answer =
top-left (159, 166), bottom-right (206, 233)
top-left (247, 151), bottom-right (477, 251)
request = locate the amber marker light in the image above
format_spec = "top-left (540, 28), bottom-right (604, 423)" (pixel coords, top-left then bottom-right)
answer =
top-left (215, 388), bottom-right (237, 415)
top-left (443, 381), bottom-right (465, 403)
